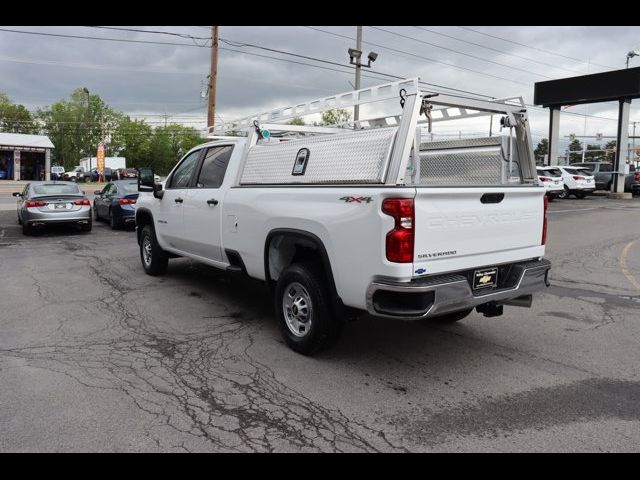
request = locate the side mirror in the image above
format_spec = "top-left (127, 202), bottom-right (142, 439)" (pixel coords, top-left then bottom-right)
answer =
top-left (12, 192), bottom-right (21, 197)
top-left (138, 167), bottom-right (155, 192)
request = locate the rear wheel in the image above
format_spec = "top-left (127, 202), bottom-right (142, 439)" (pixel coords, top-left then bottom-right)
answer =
top-left (109, 210), bottom-right (119, 230)
top-left (557, 186), bottom-right (570, 199)
top-left (574, 191), bottom-right (586, 199)
top-left (93, 206), bottom-right (100, 221)
top-left (275, 262), bottom-right (343, 355)
top-left (81, 221), bottom-right (92, 233)
top-left (431, 308), bottom-right (473, 324)
top-left (22, 223), bottom-right (31, 235)
top-left (140, 224), bottom-right (168, 275)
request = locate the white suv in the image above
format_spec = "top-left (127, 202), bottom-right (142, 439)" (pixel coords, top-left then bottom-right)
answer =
top-left (536, 166), bottom-right (564, 201)
top-left (557, 165), bottom-right (596, 199)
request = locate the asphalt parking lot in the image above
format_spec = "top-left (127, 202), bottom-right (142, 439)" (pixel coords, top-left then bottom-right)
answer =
top-left (1, 194), bottom-right (640, 452)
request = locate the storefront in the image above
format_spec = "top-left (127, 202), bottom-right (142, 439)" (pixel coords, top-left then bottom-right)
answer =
top-left (0, 133), bottom-right (54, 181)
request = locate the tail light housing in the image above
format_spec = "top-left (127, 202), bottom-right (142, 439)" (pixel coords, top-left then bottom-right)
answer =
top-left (24, 200), bottom-right (47, 208)
top-left (542, 195), bottom-right (548, 245)
top-left (73, 199), bottom-right (91, 206)
top-left (539, 176), bottom-right (551, 182)
top-left (572, 175), bottom-right (585, 181)
top-left (634, 172), bottom-right (640, 182)
top-left (382, 198), bottom-right (414, 263)
top-left (119, 198), bottom-right (137, 205)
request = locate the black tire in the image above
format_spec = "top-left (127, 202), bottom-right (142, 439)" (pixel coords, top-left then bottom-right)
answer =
top-left (431, 308), bottom-right (473, 324)
top-left (606, 181), bottom-right (612, 192)
top-left (109, 210), bottom-right (119, 230)
top-left (547, 194), bottom-right (555, 202)
top-left (574, 191), bottom-right (586, 199)
top-left (93, 206), bottom-right (100, 221)
top-left (139, 224), bottom-right (168, 276)
top-left (557, 185), bottom-right (570, 199)
top-left (81, 221), bottom-right (92, 233)
top-left (22, 222), bottom-right (31, 235)
top-left (274, 262), bottom-right (343, 355)
top-left (17, 214), bottom-right (22, 225)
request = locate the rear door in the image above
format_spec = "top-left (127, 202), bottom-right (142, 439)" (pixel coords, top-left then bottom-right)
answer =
top-left (182, 145), bottom-right (234, 262)
top-left (413, 187), bottom-right (545, 275)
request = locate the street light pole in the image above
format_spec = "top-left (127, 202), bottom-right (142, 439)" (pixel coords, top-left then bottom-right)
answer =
top-left (82, 87), bottom-right (90, 176)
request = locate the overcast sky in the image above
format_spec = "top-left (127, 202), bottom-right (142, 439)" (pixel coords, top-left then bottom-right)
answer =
top-left (1, 26), bottom-right (640, 151)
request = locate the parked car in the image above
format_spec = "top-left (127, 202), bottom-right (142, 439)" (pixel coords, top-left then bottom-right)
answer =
top-left (89, 167), bottom-right (114, 182)
top-left (536, 166), bottom-right (564, 200)
top-left (50, 166), bottom-right (65, 180)
top-left (0, 170), bottom-right (7, 180)
top-left (13, 181), bottom-right (92, 235)
top-left (114, 168), bottom-right (138, 180)
top-left (556, 165), bottom-right (596, 199)
top-left (572, 162), bottom-right (640, 193)
top-left (63, 166), bottom-right (88, 183)
top-left (93, 180), bottom-right (139, 229)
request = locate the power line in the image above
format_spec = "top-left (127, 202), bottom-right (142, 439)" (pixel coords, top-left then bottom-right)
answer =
top-left (456, 26), bottom-right (616, 70)
top-left (369, 26), bottom-right (553, 80)
top-left (87, 26), bottom-right (210, 42)
top-left (411, 26), bottom-right (587, 76)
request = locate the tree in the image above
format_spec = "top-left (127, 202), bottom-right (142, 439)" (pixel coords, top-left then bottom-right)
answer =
top-left (319, 109), bottom-right (351, 126)
top-left (287, 117), bottom-right (305, 126)
top-left (111, 117), bottom-right (153, 169)
top-left (568, 138), bottom-right (583, 163)
top-left (0, 93), bottom-right (38, 134)
top-left (534, 138), bottom-right (548, 162)
top-left (584, 144), bottom-right (603, 161)
top-left (37, 88), bottom-right (123, 169)
top-left (603, 140), bottom-right (617, 162)
top-left (148, 124), bottom-right (207, 175)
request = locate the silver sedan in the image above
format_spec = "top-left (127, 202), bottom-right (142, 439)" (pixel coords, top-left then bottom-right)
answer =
top-left (13, 181), bottom-right (92, 235)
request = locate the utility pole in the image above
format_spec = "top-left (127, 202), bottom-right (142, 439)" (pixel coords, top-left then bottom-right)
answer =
top-left (354, 26), bottom-right (362, 122)
top-left (207, 26), bottom-right (219, 129)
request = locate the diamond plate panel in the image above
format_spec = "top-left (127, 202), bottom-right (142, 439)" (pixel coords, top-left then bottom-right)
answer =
top-left (419, 146), bottom-right (505, 186)
top-left (419, 136), bottom-right (502, 151)
top-left (240, 127), bottom-right (397, 184)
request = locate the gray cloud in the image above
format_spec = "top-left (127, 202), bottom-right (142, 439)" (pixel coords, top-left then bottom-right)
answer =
top-left (1, 25), bottom-right (639, 149)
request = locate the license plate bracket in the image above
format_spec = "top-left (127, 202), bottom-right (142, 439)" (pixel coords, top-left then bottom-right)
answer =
top-left (473, 267), bottom-right (498, 290)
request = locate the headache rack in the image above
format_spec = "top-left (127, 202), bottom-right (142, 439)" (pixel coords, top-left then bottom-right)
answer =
top-left (208, 78), bottom-right (537, 186)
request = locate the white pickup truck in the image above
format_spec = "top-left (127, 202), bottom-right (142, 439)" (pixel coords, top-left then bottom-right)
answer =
top-left (135, 78), bottom-right (551, 355)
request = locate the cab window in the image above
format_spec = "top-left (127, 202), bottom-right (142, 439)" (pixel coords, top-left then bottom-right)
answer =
top-left (195, 146), bottom-right (234, 189)
top-left (167, 150), bottom-right (202, 189)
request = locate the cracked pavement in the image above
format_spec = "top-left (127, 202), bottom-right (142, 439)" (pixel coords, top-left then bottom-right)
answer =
top-left (1, 195), bottom-right (640, 452)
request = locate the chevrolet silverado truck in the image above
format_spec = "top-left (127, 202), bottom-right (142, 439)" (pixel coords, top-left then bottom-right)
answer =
top-left (135, 78), bottom-right (551, 355)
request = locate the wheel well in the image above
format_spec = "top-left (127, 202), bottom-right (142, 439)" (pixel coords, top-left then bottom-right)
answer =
top-left (264, 230), bottom-right (345, 317)
top-left (136, 209), bottom-right (153, 245)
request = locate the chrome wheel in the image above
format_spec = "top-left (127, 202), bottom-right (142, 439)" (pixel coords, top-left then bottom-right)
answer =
top-left (282, 282), bottom-right (313, 337)
top-left (142, 236), bottom-right (152, 267)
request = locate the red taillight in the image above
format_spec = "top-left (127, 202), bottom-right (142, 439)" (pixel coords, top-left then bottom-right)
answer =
top-left (382, 198), bottom-right (414, 263)
top-left (572, 175), bottom-right (585, 181)
top-left (24, 200), bottom-right (47, 208)
top-left (539, 176), bottom-right (551, 182)
top-left (634, 172), bottom-right (640, 182)
top-left (542, 195), bottom-right (548, 245)
top-left (73, 199), bottom-right (90, 206)
top-left (119, 198), bottom-right (137, 205)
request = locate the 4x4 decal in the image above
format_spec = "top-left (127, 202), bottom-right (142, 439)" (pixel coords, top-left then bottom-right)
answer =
top-left (339, 196), bottom-right (373, 203)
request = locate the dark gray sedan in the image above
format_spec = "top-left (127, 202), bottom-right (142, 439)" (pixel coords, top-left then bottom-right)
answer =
top-left (13, 181), bottom-right (92, 235)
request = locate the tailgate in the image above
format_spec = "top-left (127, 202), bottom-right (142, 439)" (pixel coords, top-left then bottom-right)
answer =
top-left (413, 187), bottom-right (545, 275)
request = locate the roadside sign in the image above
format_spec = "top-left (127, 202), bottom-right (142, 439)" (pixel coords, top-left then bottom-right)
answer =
top-left (97, 143), bottom-right (105, 182)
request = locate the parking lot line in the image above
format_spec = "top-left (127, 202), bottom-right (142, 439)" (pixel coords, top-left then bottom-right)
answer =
top-left (620, 239), bottom-right (640, 291)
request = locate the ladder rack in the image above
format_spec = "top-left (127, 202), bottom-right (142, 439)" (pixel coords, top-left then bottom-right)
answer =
top-left (208, 78), bottom-right (420, 136)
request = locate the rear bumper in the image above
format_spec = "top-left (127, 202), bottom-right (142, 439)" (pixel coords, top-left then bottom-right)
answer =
top-left (573, 187), bottom-right (595, 193)
top-left (23, 207), bottom-right (91, 225)
top-left (366, 258), bottom-right (551, 319)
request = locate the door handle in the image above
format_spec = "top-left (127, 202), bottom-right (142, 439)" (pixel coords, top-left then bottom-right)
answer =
top-left (174, 197), bottom-right (183, 204)
top-left (207, 199), bottom-right (219, 206)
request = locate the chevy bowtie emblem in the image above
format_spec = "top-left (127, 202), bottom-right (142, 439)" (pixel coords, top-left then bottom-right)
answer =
top-left (478, 275), bottom-right (492, 285)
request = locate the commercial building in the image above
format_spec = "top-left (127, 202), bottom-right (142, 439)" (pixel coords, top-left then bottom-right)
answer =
top-left (0, 132), bottom-right (54, 181)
